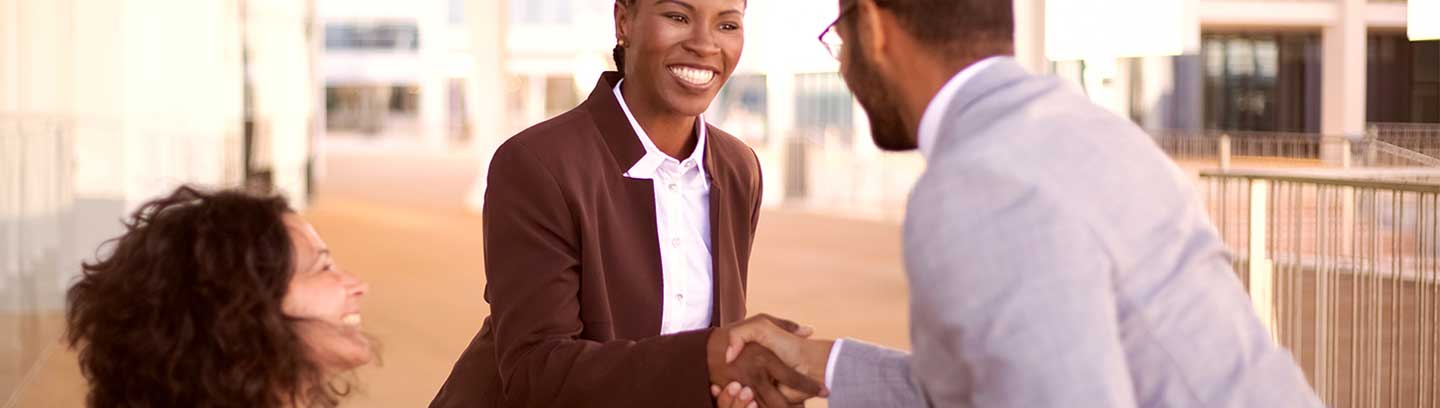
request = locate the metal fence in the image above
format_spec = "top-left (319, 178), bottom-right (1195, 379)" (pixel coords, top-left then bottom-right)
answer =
top-left (1201, 169), bottom-right (1440, 407)
top-left (1152, 126), bottom-right (1440, 169)
top-left (1150, 129), bottom-right (1330, 162)
top-left (1373, 123), bottom-right (1440, 159)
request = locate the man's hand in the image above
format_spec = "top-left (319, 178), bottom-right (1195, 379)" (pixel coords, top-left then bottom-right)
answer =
top-left (708, 315), bottom-right (828, 407)
top-left (722, 315), bottom-right (835, 387)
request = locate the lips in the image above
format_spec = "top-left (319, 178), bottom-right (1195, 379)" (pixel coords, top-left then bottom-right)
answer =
top-left (668, 64), bottom-right (718, 87)
top-left (340, 313), bottom-right (362, 327)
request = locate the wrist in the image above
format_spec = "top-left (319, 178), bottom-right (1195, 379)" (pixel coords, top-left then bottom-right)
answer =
top-left (806, 339), bottom-right (835, 381)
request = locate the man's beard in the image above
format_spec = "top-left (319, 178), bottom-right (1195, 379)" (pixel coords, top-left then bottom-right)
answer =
top-left (842, 41), bottom-right (915, 151)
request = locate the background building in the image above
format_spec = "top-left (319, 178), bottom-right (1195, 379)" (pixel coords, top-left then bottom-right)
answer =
top-left (3, 0), bottom-right (1438, 406)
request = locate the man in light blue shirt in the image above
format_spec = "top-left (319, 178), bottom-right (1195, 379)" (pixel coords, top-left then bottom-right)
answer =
top-left (710, 0), bottom-right (1323, 406)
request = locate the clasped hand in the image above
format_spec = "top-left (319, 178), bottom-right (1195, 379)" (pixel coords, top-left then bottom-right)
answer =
top-left (706, 314), bottom-right (835, 407)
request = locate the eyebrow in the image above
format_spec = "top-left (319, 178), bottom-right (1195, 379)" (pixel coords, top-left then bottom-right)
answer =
top-left (653, 0), bottom-right (744, 17)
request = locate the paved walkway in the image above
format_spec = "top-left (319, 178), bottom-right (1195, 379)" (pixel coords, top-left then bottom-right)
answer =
top-left (8, 146), bottom-right (912, 407)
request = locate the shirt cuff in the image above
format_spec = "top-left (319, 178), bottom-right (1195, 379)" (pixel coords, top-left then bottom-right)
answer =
top-left (824, 338), bottom-right (846, 389)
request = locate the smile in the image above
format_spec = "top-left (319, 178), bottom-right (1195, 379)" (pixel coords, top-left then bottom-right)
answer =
top-left (668, 65), bottom-right (717, 87)
top-left (341, 313), bottom-right (362, 327)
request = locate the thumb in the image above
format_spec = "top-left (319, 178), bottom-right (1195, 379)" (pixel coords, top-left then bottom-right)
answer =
top-left (725, 324), bottom-right (769, 363)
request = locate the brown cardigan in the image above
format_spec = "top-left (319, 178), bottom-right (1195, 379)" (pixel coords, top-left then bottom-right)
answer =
top-left (429, 72), bottom-right (763, 407)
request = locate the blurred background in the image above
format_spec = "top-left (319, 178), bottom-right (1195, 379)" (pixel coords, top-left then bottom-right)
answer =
top-left (2, 0), bottom-right (1439, 406)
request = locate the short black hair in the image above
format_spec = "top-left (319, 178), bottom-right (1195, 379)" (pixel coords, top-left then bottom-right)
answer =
top-left (866, 0), bottom-right (1014, 60)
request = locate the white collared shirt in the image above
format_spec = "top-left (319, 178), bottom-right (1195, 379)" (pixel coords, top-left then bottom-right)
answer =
top-left (824, 57), bottom-right (1004, 388)
top-left (614, 80), bottom-right (715, 335)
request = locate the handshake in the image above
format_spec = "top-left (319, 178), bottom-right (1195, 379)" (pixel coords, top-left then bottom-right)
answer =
top-left (705, 315), bottom-right (835, 408)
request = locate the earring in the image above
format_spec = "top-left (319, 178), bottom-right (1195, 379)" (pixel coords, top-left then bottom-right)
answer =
top-left (618, 39), bottom-right (628, 48)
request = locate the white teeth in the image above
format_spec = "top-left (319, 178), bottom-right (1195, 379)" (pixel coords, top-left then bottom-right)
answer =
top-left (341, 314), bottom-right (362, 327)
top-left (669, 66), bottom-right (716, 86)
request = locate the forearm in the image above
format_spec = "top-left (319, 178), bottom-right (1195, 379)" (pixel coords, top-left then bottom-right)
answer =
top-left (827, 339), bottom-right (927, 408)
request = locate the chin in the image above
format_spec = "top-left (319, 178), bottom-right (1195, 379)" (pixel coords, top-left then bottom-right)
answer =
top-left (308, 330), bottom-right (374, 371)
top-left (662, 92), bottom-right (720, 118)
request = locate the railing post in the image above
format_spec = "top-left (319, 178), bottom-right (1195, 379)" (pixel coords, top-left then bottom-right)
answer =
top-left (1248, 179), bottom-right (1276, 339)
top-left (1219, 134), bottom-right (1232, 170)
top-left (1341, 137), bottom-right (1352, 169)
top-left (1365, 125), bottom-right (1378, 165)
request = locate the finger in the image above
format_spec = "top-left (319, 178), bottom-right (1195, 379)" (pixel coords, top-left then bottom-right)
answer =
top-left (751, 380), bottom-right (792, 408)
top-left (768, 358), bottom-right (827, 398)
top-left (717, 385), bottom-right (745, 408)
top-left (727, 382), bottom-right (742, 397)
top-left (746, 402), bottom-right (757, 408)
top-left (726, 325), bottom-right (769, 363)
top-left (779, 385), bottom-right (809, 403)
top-left (714, 390), bottom-right (733, 407)
top-left (727, 323), bottom-right (787, 363)
top-left (738, 387), bottom-right (754, 404)
top-left (711, 385), bottom-right (721, 398)
top-left (762, 315), bottom-right (814, 338)
top-left (793, 325), bottom-right (814, 338)
top-left (757, 314), bottom-right (801, 333)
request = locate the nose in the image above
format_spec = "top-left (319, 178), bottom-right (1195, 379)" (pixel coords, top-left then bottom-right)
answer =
top-left (350, 279), bottom-right (370, 297)
top-left (340, 269), bottom-right (368, 297)
top-left (682, 24), bottom-right (721, 57)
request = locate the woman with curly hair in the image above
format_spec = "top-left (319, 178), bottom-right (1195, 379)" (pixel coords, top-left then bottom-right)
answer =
top-left (65, 186), bottom-right (372, 407)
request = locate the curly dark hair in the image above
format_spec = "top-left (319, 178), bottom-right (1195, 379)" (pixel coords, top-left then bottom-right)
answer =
top-left (65, 186), bottom-right (351, 408)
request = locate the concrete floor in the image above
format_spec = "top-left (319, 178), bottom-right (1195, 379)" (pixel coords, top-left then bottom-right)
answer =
top-left (6, 145), bottom-right (912, 407)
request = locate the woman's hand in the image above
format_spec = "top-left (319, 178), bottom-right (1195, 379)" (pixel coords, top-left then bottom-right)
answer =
top-left (712, 381), bottom-right (757, 408)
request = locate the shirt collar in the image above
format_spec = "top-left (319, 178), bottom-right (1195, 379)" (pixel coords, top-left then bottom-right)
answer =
top-left (614, 79), bottom-right (707, 180)
top-left (917, 56), bottom-right (1003, 160)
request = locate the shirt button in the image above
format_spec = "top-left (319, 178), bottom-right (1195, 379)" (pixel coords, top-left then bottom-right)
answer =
top-left (683, 161), bottom-right (694, 168)
top-left (668, 183), bottom-right (679, 192)
top-left (670, 238), bottom-right (681, 248)
top-left (676, 293), bottom-right (685, 302)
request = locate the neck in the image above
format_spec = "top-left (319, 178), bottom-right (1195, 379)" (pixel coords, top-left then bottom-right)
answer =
top-left (896, 54), bottom-right (983, 140)
top-left (620, 82), bottom-right (699, 159)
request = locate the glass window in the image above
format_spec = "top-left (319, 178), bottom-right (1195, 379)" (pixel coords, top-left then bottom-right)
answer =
top-left (324, 22), bottom-right (420, 51)
top-left (1201, 32), bottom-right (1321, 133)
top-left (795, 73), bottom-right (855, 146)
top-left (325, 85), bottom-right (420, 136)
top-left (1367, 34), bottom-right (1440, 124)
top-left (708, 74), bottom-right (769, 145)
top-left (449, 0), bottom-right (465, 25)
top-left (511, 0), bottom-right (573, 25)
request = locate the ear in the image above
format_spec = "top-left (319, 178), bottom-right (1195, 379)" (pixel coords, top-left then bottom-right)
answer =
top-left (614, 1), bottom-right (632, 44)
top-left (854, 0), bottom-right (892, 70)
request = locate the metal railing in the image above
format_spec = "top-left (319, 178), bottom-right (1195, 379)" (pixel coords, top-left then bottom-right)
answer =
top-left (1201, 169), bottom-right (1440, 407)
top-left (1153, 126), bottom-right (1440, 170)
top-left (1370, 123), bottom-right (1440, 165)
top-left (1150, 129), bottom-right (1330, 162)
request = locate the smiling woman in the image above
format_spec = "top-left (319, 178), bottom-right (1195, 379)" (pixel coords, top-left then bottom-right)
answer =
top-left (428, 0), bottom-right (827, 407)
top-left (65, 186), bottom-right (373, 408)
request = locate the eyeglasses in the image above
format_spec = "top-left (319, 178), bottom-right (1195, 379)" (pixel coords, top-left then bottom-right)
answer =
top-left (817, 2), bottom-right (859, 60)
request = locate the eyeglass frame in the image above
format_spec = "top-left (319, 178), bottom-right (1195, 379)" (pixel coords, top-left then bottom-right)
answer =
top-left (817, 0), bottom-right (884, 60)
